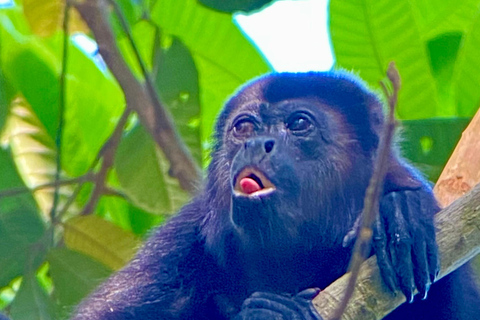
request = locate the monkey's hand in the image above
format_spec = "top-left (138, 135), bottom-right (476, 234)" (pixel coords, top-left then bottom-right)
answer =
top-left (344, 187), bottom-right (440, 302)
top-left (233, 288), bottom-right (322, 320)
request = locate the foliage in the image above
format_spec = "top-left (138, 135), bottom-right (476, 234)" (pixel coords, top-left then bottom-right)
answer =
top-left (329, 0), bottom-right (480, 179)
top-left (0, 0), bottom-right (479, 318)
top-left (0, 0), bottom-right (269, 317)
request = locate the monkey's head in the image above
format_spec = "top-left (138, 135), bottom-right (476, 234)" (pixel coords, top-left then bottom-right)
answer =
top-left (203, 72), bottom-right (385, 253)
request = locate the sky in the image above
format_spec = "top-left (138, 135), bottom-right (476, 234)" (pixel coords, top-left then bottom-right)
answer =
top-left (235, 0), bottom-right (333, 72)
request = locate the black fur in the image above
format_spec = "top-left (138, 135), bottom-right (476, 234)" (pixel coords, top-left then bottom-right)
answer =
top-left (71, 72), bottom-right (480, 320)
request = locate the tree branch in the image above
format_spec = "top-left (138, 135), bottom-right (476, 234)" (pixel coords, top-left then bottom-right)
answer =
top-left (73, 0), bottom-right (200, 193)
top-left (313, 182), bottom-right (480, 319)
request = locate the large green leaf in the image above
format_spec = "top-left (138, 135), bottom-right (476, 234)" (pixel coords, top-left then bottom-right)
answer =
top-left (114, 125), bottom-right (190, 215)
top-left (410, 0), bottom-right (480, 39)
top-left (9, 273), bottom-right (55, 320)
top-left (62, 37), bottom-right (125, 176)
top-left (426, 32), bottom-right (463, 116)
top-left (0, 148), bottom-right (47, 288)
top-left (0, 69), bottom-right (13, 132)
top-left (64, 215), bottom-right (141, 270)
top-left (452, 13), bottom-right (480, 117)
top-left (155, 38), bottom-right (202, 163)
top-left (48, 248), bottom-right (111, 314)
top-left (329, 0), bottom-right (440, 119)
top-left (0, 13), bottom-right (60, 138)
top-left (151, 0), bottom-right (270, 141)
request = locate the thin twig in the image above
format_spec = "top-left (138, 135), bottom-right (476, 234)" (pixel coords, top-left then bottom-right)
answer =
top-left (333, 62), bottom-right (400, 320)
top-left (81, 108), bottom-right (131, 214)
top-left (0, 174), bottom-right (94, 198)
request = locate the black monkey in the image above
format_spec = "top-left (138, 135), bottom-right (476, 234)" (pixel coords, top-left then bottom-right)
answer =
top-left (71, 72), bottom-right (480, 320)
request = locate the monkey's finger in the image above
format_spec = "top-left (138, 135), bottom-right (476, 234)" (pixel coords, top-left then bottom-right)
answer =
top-left (411, 235), bottom-right (430, 300)
top-left (420, 194), bottom-right (440, 283)
top-left (388, 192), bottom-right (415, 302)
top-left (373, 214), bottom-right (397, 292)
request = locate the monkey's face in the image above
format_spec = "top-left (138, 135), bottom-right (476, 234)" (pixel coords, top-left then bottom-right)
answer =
top-left (222, 98), bottom-right (360, 244)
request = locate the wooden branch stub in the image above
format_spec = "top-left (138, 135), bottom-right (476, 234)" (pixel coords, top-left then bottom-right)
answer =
top-left (434, 107), bottom-right (480, 207)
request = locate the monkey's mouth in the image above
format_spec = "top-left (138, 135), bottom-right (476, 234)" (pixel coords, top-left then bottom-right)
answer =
top-left (233, 167), bottom-right (276, 197)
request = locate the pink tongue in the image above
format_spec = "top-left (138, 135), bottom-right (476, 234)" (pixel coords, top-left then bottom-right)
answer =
top-left (240, 177), bottom-right (262, 194)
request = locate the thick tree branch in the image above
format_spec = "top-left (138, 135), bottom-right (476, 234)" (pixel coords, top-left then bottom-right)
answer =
top-left (313, 182), bottom-right (480, 320)
top-left (74, 0), bottom-right (200, 193)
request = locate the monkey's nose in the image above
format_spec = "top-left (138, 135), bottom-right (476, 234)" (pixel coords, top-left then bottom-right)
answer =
top-left (244, 137), bottom-right (276, 154)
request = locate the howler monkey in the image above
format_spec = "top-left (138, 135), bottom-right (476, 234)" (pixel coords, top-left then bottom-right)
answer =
top-left (72, 72), bottom-right (480, 320)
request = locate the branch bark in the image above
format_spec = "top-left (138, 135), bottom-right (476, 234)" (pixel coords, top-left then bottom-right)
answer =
top-left (313, 182), bottom-right (480, 320)
top-left (74, 0), bottom-right (200, 193)
top-left (434, 107), bottom-right (480, 207)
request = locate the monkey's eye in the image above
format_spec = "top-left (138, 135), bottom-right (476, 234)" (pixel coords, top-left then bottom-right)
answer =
top-left (233, 118), bottom-right (256, 139)
top-left (287, 114), bottom-right (313, 134)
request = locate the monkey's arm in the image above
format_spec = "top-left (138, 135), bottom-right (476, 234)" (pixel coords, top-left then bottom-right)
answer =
top-left (71, 201), bottom-right (210, 320)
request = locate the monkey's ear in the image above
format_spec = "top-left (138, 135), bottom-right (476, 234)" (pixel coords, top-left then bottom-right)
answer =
top-left (384, 157), bottom-right (424, 193)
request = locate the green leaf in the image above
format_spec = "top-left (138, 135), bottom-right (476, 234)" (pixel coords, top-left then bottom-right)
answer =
top-left (117, 20), bottom-right (157, 77)
top-left (452, 13), bottom-right (480, 117)
top-left (115, 125), bottom-right (190, 215)
top-left (0, 148), bottom-right (47, 288)
top-left (401, 118), bottom-right (470, 181)
top-left (64, 215), bottom-right (141, 270)
top-left (9, 274), bottom-right (55, 320)
top-left (0, 16), bottom-right (60, 138)
top-left (329, 0), bottom-right (440, 119)
top-left (197, 0), bottom-right (274, 13)
top-left (155, 38), bottom-right (202, 163)
top-left (151, 0), bottom-right (270, 141)
top-left (62, 37), bottom-right (125, 176)
top-left (410, 0), bottom-right (480, 39)
top-left (48, 248), bottom-right (111, 313)
top-left (0, 70), bottom-right (13, 133)
top-left (427, 32), bottom-right (463, 116)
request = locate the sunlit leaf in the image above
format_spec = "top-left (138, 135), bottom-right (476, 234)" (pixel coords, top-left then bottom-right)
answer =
top-left (63, 38), bottom-right (125, 176)
top-left (410, 0), bottom-right (479, 39)
top-left (64, 215), bottom-right (141, 270)
top-left (115, 125), bottom-right (190, 215)
top-left (48, 248), bottom-right (111, 313)
top-left (9, 273), bottom-right (55, 320)
top-left (329, 0), bottom-right (440, 119)
top-left (3, 98), bottom-right (77, 219)
top-left (0, 15), bottom-right (60, 138)
top-left (23, 0), bottom-right (88, 37)
top-left (453, 13), bottom-right (480, 117)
